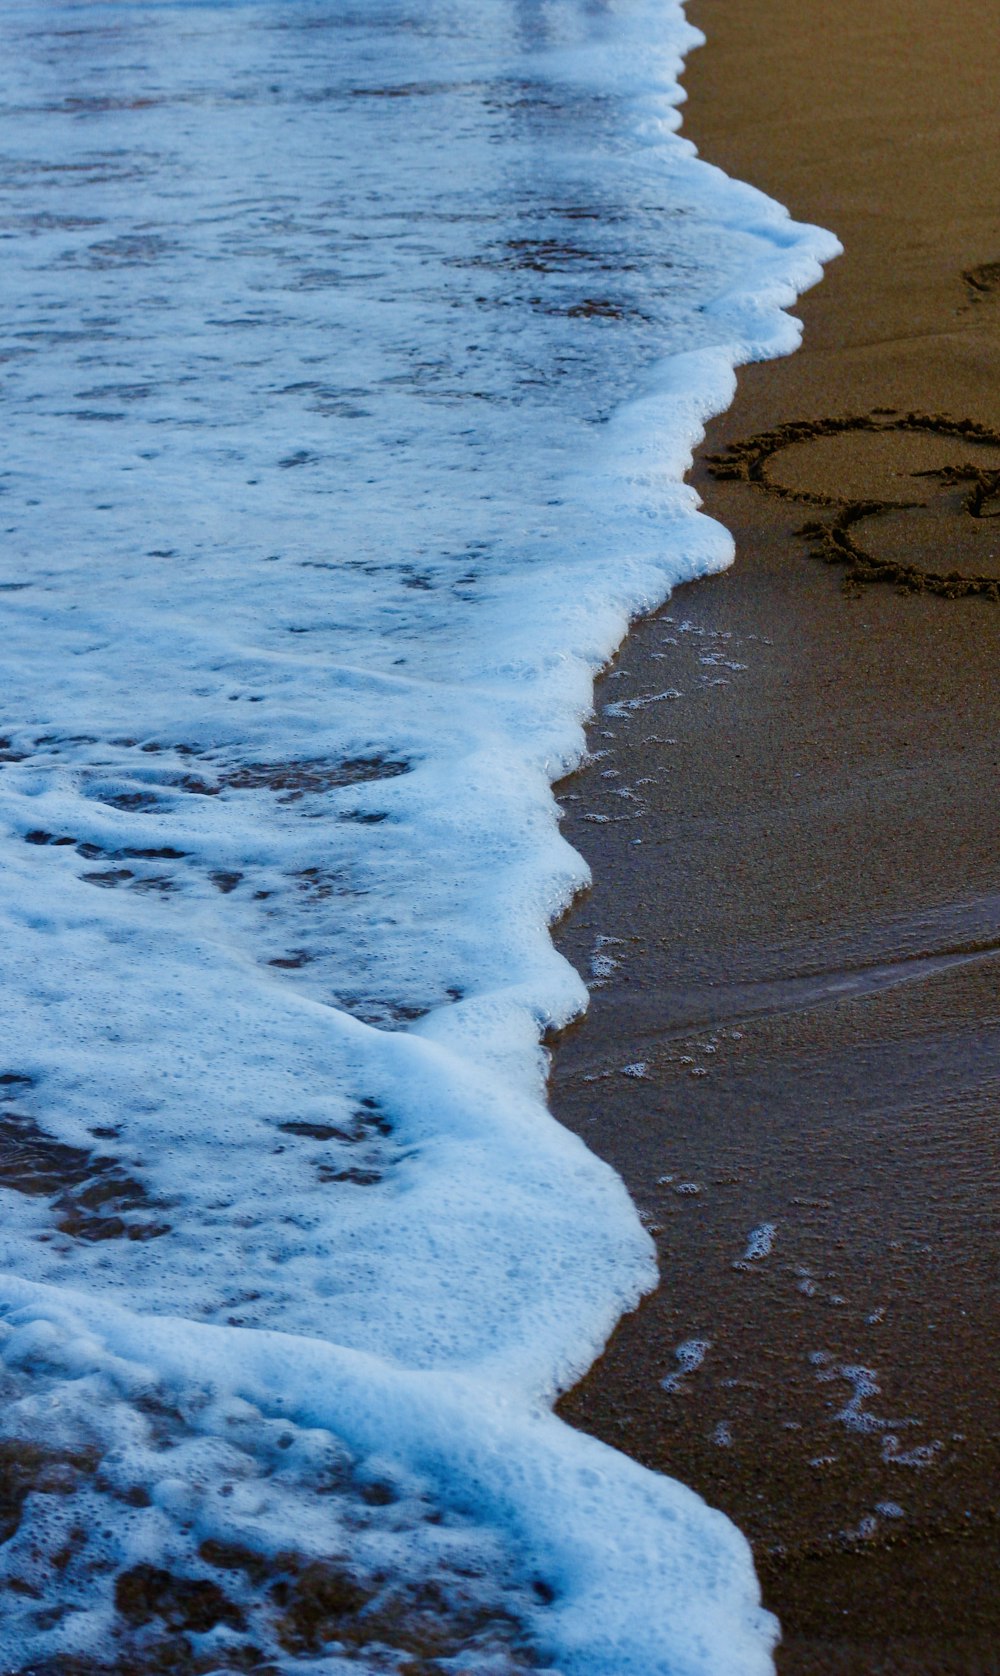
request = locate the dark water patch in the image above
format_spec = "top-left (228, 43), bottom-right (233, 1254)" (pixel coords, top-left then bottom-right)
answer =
top-left (348, 80), bottom-right (462, 99)
top-left (0, 1074), bottom-right (35, 1100)
top-left (455, 236), bottom-right (631, 277)
top-left (211, 870), bottom-right (244, 894)
top-left (483, 78), bottom-right (614, 125)
top-left (34, 734), bottom-right (99, 749)
top-left (0, 1111), bottom-right (97, 1198)
top-left (122, 846), bottom-right (187, 860)
top-left (279, 1107), bottom-right (392, 1146)
top-left (271, 1561), bottom-right (378, 1653)
top-left (57, 95), bottom-right (167, 115)
top-left (99, 789), bottom-right (163, 811)
top-left (116, 1564), bottom-right (245, 1634)
top-left (0, 155), bottom-right (159, 190)
top-left (293, 867), bottom-right (336, 901)
top-left (59, 834), bottom-right (186, 893)
top-left (14, 1643), bottom-right (277, 1676)
top-left (278, 1104), bottom-right (394, 1185)
top-left (129, 875), bottom-right (177, 895)
top-left (50, 752), bottom-right (411, 814)
top-left (357, 1100), bottom-right (393, 1136)
top-left (502, 237), bottom-right (625, 274)
top-left (206, 314), bottom-right (288, 330)
top-left (11, 329), bottom-right (119, 352)
top-left (0, 1440), bottom-right (98, 1545)
top-left (316, 1164), bottom-right (383, 1186)
top-left (282, 269), bottom-right (348, 294)
top-left (341, 996), bottom-right (429, 1027)
top-left (311, 397), bottom-right (370, 417)
top-left (61, 234), bottom-right (173, 269)
top-left (0, 1110), bottom-right (168, 1242)
top-left (3, 211), bottom-right (105, 232)
top-left (269, 1556), bottom-right (534, 1665)
top-left (278, 379), bottom-right (356, 398)
top-left (76, 383), bottom-right (156, 402)
top-left (556, 203), bottom-right (625, 223)
top-left (566, 297), bottom-right (632, 319)
top-left (277, 449), bottom-right (321, 469)
top-left (176, 775), bottom-right (220, 796)
top-left (221, 757), bottom-right (411, 801)
top-left (198, 1538), bottom-right (273, 1586)
top-left (279, 1121), bottom-right (350, 1141)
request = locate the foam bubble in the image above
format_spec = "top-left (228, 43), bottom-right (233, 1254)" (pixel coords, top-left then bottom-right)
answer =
top-left (734, 1222), bottom-right (777, 1269)
top-left (662, 1338), bottom-right (712, 1391)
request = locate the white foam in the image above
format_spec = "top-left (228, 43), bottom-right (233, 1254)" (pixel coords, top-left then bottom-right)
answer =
top-left (662, 1338), bottom-right (712, 1391)
top-left (0, 0), bottom-right (839, 1667)
top-left (735, 1222), bottom-right (778, 1268)
top-left (812, 1358), bottom-right (923, 1444)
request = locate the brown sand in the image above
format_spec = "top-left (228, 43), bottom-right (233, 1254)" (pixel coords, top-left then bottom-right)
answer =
top-left (551, 0), bottom-right (1000, 1669)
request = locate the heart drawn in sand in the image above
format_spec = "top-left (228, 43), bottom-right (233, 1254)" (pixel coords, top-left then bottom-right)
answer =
top-left (707, 410), bottom-right (1000, 599)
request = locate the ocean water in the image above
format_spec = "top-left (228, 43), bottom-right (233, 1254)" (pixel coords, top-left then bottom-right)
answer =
top-left (0, 1), bottom-right (838, 1670)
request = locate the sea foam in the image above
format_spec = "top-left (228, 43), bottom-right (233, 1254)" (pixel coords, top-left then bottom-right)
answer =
top-left (0, 0), bottom-right (839, 1669)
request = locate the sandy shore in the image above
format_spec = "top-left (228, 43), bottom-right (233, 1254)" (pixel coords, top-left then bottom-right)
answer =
top-left (552, 0), bottom-right (1000, 1668)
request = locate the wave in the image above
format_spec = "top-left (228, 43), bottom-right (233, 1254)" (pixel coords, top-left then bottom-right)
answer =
top-left (0, 0), bottom-right (839, 1669)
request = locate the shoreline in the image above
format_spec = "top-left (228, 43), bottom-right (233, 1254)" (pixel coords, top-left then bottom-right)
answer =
top-left (551, 0), bottom-right (1000, 1667)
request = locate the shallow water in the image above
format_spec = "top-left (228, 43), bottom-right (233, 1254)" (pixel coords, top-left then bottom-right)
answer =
top-left (0, 1), bottom-right (837, 1669)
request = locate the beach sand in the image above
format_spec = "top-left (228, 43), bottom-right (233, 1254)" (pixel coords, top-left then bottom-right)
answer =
top-left (551, 0), bottom-right (1000, 1668)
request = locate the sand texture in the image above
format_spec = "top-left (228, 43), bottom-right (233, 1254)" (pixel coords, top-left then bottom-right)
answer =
top-left (552, 0), bottom-right (1000, 1668)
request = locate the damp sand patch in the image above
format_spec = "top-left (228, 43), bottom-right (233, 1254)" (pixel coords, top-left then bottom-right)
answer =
top-left (0, 1097), bottom-right (170, 1246)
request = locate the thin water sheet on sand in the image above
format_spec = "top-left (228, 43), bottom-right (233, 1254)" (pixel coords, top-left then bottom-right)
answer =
top-left (554, 0), bottom-right (1000, 1664)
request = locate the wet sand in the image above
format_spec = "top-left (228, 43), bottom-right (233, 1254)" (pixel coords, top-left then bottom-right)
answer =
top-left (552, 0), bottom-right (1000, 1668)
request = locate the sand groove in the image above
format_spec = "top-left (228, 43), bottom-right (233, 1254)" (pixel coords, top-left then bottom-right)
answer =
top-left (708, 411), bottom-right (1000, 597)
